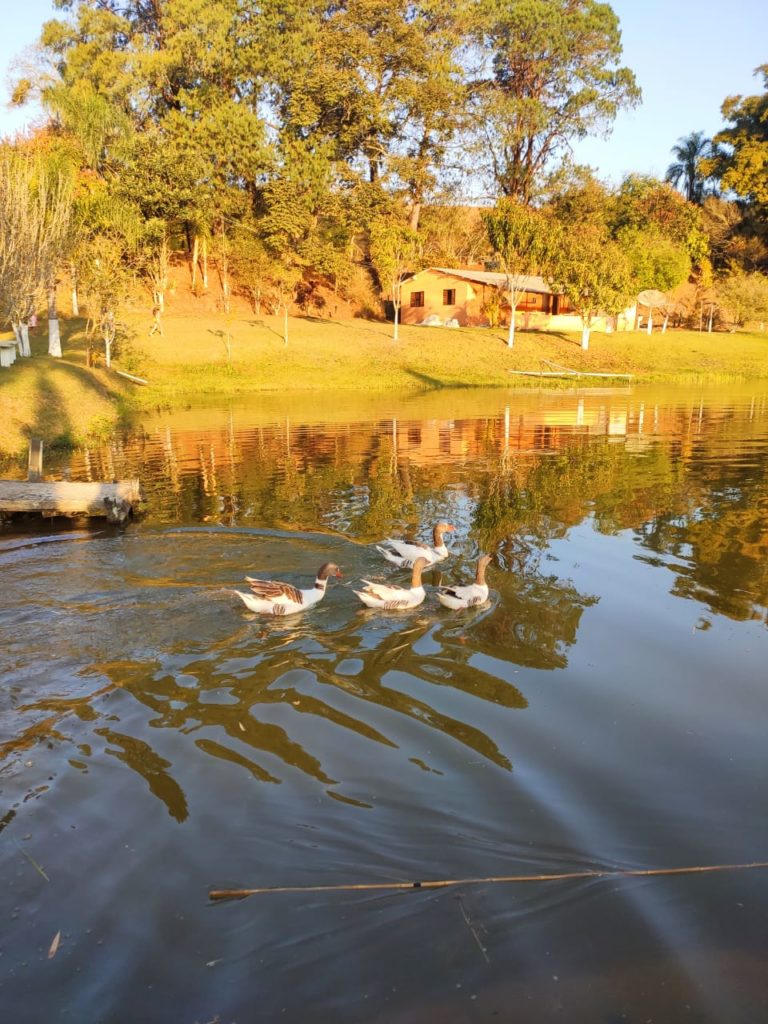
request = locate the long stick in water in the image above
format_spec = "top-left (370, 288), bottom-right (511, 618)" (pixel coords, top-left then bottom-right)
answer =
top-left (209, 860), bottom-right (768, 902)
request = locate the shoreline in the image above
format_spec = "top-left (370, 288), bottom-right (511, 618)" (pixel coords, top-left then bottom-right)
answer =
top-left (2, 314), bottom-right (768, 457)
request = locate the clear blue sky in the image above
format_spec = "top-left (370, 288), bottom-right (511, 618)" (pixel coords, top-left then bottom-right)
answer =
top-left (1, 0), bottom-right (766, 185)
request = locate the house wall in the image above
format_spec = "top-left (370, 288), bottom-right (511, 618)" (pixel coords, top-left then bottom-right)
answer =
top-left (401, 270), bottom-right (636, 332)
top-left (401, 270), bottom-right (486, 326)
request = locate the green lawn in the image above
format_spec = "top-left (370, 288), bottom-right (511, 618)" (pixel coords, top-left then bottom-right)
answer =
top-left (121, 311), bottom-right (768, 399)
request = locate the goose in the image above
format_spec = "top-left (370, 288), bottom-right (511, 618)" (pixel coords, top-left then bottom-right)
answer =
top-left (235, 562), bottom-right (342, 615)
top-left (375, 521), bottom-right (456, 569)
top-left (436, 554), bottom-right (492, 610)
top-left (354, 557), bottom-right (429, 610)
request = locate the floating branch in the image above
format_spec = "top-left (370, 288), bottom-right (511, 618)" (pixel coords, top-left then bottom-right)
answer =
top-left (209, 859), bottom-right (768, 902)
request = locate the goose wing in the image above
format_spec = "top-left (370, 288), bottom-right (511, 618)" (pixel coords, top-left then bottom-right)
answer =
top-left (245, 576), bottom-right (304, 605)
top-left (383, 538), bottom-right (431, 559)
top-left (359, 579), bottom-right (412, 601)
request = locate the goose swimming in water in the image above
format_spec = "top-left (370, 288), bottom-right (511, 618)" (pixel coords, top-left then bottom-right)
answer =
top-left (235, 562), bottom-right (342, 615)
top-left (375, 521), bottom-right (456, 569)
top-left (436, 554), bottom-right (492, 610)
top-left (354, 557), bottom-right (429, 610)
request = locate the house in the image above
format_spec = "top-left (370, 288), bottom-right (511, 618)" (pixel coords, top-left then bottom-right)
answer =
top-left (401, 267), bottom-right (635, 333)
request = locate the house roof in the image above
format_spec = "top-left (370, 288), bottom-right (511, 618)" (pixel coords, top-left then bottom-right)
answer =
top-left (419, 267), bottom-right (552, 294)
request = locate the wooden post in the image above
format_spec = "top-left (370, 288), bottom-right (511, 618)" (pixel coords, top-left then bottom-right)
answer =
top-left (28, 439), bottom-right (44, 481)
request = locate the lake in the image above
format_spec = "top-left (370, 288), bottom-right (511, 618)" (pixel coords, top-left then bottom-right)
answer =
top-left (1, 385), bottom-right (767, 1023)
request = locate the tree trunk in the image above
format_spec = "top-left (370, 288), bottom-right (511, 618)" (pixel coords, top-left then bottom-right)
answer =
top-left (202, 238), bottom-right (209, 291)
top-left (48, 281), bottom-right (62, 358)
top-left (283, 305), bottom-right (288, 347)
top-left (408, 201), bottom-right (422, 233)
top-left (507, 307), bottom-right (515, 348)
top-left (581, 324), bottom-right (590, 350)
top-left (393, 300), bottom-right (399, 342)
top-left (191, 235), bottom-right (199, 290)
top-left (647, 311), bottom-right (653, 335)
top-left (70, 263), bottom-right (79, 316)
top-left (19, 322), bottom-right (31, 357)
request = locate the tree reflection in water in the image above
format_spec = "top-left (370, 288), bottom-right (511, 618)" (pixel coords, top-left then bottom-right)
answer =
top-left (3, 386), bottom-right (767, 819)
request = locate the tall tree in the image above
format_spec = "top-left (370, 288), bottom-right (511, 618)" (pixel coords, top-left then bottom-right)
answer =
top-left (482, 200), bottom-right (553, 347)
top-left (470, 0), bottom-right (640, 202)
top-left (0, 148), bottom-right (74, 357)
top-left (548, 226), bottom-right (633, 349)
top-left (708, 65), bottom-right (768, 208)
top-left (666, 131), bottom-right (714, 204)
top-left (369, 219), bottom-right (420, 340)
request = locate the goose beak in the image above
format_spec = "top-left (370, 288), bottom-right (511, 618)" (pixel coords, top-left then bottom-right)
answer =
top-left (335, 569), bottom-right (343, 578)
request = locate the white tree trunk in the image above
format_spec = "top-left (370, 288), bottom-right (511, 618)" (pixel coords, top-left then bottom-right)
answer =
top-left (105, 335), bottom-right (112, 368)
top-left (202, 238), bottom-right (209, 291)
top-left (662, 313), bottom-right (668, 333)
top-left (20, 323), bottom-right (31, 357)
top-left (48, 282), bottom-right (62, 358)
top-left (191, 235), bottom-right (199, 290)
top-left (581, 324), bottom-right (590, 350)
top-left (283, 306), bottom-right (288, 346)
top-left (647, 311), bottom-right (653, 335)
top-left (70, 263), bottom-right (79, 316)
top-left (507, 308), bottom-right (515, 348)
top-left (393, 300), bottom-right (399, 341)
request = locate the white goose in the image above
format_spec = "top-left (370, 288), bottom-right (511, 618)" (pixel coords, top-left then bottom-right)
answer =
top-left (235, 562), bottom-right (342, 616)
top-left (354, 557), bottom-right (429, 610)
top-left (436, 554), bottom-right (492, 610)
top-left (375, 521), bottom-right (456, 569)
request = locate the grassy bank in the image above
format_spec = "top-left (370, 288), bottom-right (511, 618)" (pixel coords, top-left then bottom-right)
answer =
top-left (119, 313), bottom-right (768, 400)
top-left (2, 312), bottom-right (768, 455)
top-left (0, 323), bottom-right (132, 458)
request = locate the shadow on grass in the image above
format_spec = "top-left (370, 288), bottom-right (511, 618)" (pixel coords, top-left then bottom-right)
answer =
top-left (22, 367), bottom-right (75, 450)
top-left (244, 319), bottom-right (286, 342)
top-left (403, 368), bottom-right (448, 390)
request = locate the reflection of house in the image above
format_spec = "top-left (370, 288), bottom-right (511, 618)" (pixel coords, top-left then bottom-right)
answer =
top-left (401, 267), bottom-right (635, 333)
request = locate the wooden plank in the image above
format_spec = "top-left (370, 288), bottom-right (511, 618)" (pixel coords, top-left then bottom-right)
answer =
top-left (114, 369), bottom-right (149, 385)
top-left (0, 479), bottom-right (142, 517)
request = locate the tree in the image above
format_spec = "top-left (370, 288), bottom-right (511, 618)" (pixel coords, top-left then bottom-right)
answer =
top-left (0, 147), bottom-right (74, 357)
top-left (470, 0), bottom-right (640, 202)
top-left (666, 131), bottom-right (714, 204)
top-left (548, 226), bottom-right (633, 350)
top-left (610, 174), bottom-right (709, 268)
top-left (708, 65), bottom-right (768, 208)
top-left (716, 269), bottom-right (768, 330)
top-left (482, 200), bottom-right (552, 347)
top-left (369, 219), bottom-right (420, 340)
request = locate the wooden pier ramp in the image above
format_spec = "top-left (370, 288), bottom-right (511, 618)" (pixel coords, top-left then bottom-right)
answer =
top-left (0, 441), bottom-right (142, 525)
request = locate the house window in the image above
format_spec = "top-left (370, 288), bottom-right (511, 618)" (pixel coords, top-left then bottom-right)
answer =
top-left (410, 291), bottom-right (425, 308)
top-left (443, 288), bottom-right (456, 306)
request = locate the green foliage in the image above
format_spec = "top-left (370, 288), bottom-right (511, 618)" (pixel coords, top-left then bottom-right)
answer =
top-left (665, 131), bottom-right (714, 204)
top-left (716, 269), bottom-right (768, 328)
top-left (709, 65), bottom-right (768, 207)
top-left (471, 0), bottom-right (640, 202)
top-left (617, 226), bottom-right (691, 293)
top-left (548, 225), bottom-right (634, 327)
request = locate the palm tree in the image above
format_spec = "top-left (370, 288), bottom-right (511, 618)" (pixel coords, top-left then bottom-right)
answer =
top-left (666, 131), bottom-right (713, 204)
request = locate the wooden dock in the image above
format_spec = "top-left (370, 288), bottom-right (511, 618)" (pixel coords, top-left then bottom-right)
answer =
top-left (0, 440), bottom-right (143, 525)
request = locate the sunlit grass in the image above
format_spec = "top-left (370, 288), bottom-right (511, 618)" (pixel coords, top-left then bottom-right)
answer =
top-left (121, 312), bottom-right (768, 399)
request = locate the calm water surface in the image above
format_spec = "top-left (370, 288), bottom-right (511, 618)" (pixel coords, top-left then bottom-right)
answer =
top-left (1, 386), bottom-right (767, 1023)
